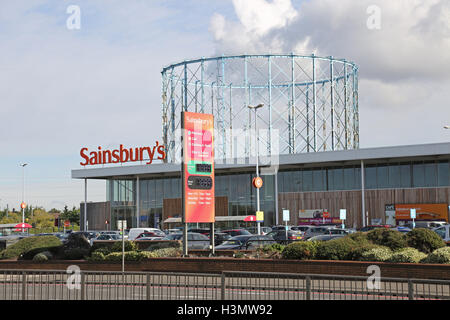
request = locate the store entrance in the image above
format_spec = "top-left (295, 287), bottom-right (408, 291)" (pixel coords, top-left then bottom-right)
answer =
top-left (111, 206), bottom-right (135, 230)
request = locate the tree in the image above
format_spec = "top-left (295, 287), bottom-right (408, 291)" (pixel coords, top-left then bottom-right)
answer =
top-left (60, 206), bottom-right (80, 225)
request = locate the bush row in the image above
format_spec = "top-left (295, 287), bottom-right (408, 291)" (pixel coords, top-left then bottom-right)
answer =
top-left (279, 228), bottom-right (450, 264)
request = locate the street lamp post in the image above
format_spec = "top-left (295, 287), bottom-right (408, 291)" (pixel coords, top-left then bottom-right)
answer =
top-left (20, 163), bottom-right (28, 232)
top-left (248, 104), bottom-right (264, 235)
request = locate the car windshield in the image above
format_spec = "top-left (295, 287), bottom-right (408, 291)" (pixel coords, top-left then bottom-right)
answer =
top-left (165, 234), bottom-right (183, 240)
top-left (220, 239), bottom-right (242, 246)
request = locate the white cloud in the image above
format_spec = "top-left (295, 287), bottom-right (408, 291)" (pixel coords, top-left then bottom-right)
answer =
top-left (209, 0), bottom-right (450, 148)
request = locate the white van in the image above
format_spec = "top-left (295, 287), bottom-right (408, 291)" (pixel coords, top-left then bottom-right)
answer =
top-left (127, 228), bottom-right (165, 241)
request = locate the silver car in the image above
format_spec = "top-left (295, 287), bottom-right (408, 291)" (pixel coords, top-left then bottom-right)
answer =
top-left (433, 225), bottom-right (450, 244)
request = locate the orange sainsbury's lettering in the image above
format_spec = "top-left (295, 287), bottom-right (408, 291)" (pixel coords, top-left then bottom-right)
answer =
top-left (79, 143), bottom-right (166, 166)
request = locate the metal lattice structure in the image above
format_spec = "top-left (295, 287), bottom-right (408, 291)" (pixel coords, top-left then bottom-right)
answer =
top-left (161, 54), bottom-right (359, 163)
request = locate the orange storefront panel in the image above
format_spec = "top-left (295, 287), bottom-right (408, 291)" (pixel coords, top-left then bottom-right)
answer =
top-left (395, 204), bottom-right (449, 221)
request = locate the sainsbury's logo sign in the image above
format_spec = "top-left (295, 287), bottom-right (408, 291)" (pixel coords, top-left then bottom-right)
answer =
top-left (80, 142), bottom-right (166, 166)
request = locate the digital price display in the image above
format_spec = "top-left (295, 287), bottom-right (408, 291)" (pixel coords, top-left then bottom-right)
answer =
top-left (182, 112), bottom-right (215, 223)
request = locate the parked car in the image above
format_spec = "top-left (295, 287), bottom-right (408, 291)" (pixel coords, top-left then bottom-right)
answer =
top-left (404, 221), bottom-right (447, 230)
top-left (128, 228), bottom-right (164, 240)
top-left (307, 234), bottom-right (346, 241)
top-left (266, 230), bottom-right (303, 243)
top-left (187, 228), bottom-right (210, 235)
top-left (433, 225), bottom-right (450, 244)
top-left (162, 232), bottom-right (210, 249)
top-left (221, 229), bottom-right (252, 237)
top-left (245, 227), bottom-right (272, 235)
top-left (291, 225), bottom-right (313, 233)
top-left (215, 235), bottom-right (276, 250)
top-left (135, 231), bottom-right (165, 240)
top-left (90, 233), bottom-right (121, 245)
top-left (71, 231), bottom-right (99, 240)
top-left (392, 226), bottom-right (412, 233)
top-left (358, 225), bottom-right (392, 232)
top-left (303, 226), bottom-right (336, 239)
top-left (270, 225), bottom-right (296, 232)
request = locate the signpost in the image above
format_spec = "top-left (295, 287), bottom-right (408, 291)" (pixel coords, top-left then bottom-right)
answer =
top-left (410, 208), bottom-right (416, 229)
top-left (340, 209), bottom-right (347, 229)
top-left (117, 220), bottom-right (127, 273)
top-left (181, 112), bottom-right (215, 256)
top-left (283, 209), bottom-right (290, 241)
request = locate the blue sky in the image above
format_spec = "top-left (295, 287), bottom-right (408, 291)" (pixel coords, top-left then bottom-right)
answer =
top-left (1, 0), bottom-right (449, 211)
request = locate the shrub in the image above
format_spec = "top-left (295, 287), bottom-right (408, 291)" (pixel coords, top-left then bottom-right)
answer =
top-left (347, 243), bottom-right (382, 261)
top-left (388, 248), bottom-right (427, 263)
top-left (262, 243), bottom-right (286, 253)
top-left (281, 242), bottom-right (319, 260)
top-left (62, 248), bottom-right (90, 260)
top-left (33, 253), bottom-right (49, 262)
top-left (347, 232), bottom-right (370, 244)
top-left (421, 247), bottom-right (450, 264)
top-left (104, 252), bottom-right (123, 262)
top-left (359, 246), bottom-right (393, 262)
top-left (20, 245), bottom-right (61, 260)
top-left (367, 229), bottom-right (407, 251)
top-left (0, 236), bottom-right (62, 260)
top-left (145, 241), bottom-right (181, 252)
top-left (111, 240), bottom-right (137, 253)
top-left (143, 248), bottom-right (182, 258)
top-left (89, 251), bottom-right (106, 262)
top-left (406, 228), bottom-right (446, 254)
top-left (315, 238), bottom-right (356, 261)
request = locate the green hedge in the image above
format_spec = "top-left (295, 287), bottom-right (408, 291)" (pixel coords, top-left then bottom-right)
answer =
top-left (366, 229), bottom-right (407, 251)
top-left (110, 241), bottom-right (137, 253)
top-left (315, 238), bottom-right (357, 261)
top-left (388, 248), bottom-right (427, 263)
top-left (421, 247), bottom-right (450, 264)
top-left (359, 246), bottom-right (393, 262)
top-left (0, 236), bottom-right (62, 260)
top-left (406, 228), bottom-right (446, 254)
top-left (281, 242), bottom-right (319, 260)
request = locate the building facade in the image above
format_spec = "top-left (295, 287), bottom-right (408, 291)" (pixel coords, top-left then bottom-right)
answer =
top-left (73, 142), bottom-right (450, 231)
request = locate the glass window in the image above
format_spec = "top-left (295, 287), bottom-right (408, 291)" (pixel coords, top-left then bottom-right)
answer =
top-left (438, 161), bottom-right (449, 187)
top-left (303, 170), bottom-right (313, 192)
top-left (400, 163), bottom-right (411, 188)
top-left (377, 165), bottom-right (389, 189)
top-left (312, 169), bottom-right (325, 191)
top-left (413, 163), bottom-right (425, 187)
top-left (163, 178), bottom-right (172, 199)
top-left (388, 165), bottom-right (400, 188)
top-left (365, 166), bottom-right (377, 189)
top-left (434, 227), bottom-right (446, 239)
top-left (424, 162), bottom-right (437, 187)
top-left (343, 167), bottom-right (355, 190)
top-left (140, 180), bottom-right (148, 209)
top-left (330, 168), bottom-right (344, 190)
top-left (154, 179), bottom-right (163, 206)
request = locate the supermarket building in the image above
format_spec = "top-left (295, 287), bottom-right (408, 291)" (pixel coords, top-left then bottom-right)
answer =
top-left (72, 142), bottom-right (450, 231)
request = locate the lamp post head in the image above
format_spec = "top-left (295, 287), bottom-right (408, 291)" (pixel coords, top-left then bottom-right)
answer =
top-left (20, 163), bottom-right (28, 167)
top-left (444, 126), bottom-right (450, 129)
top-left (248, 103), bottom-right (264, 110)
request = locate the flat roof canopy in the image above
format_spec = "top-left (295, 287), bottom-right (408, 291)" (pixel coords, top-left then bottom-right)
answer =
top-left (72, 142), bottom-right (450, 180)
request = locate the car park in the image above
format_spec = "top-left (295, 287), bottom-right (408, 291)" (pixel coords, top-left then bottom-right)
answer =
top-left (307, 234), bottom-right (346, 241)
top-left (215, 235), bottom-right (276, 250)
top-left (303, 226), bottom-right (336, 239)
top-left (221, 229), bottom-right (252, 237)
top-left (135, 231), bottom-right (165, 240)
top-left (404, 221), bottom-right (447, 229)
top-left (128, 228), bottom-right (165, 240)
top-left (245, 227), bottom-right (272, 235)
top-left (162, 232), bottom-right (210, 249)
top-left (433, 225), bottom-right (450, 244)
top-left (90, 233), bottom-right (121, 245)
top-left (266, 230), bottom-right (303, 243)
top-left (358, 225), bottom-right (391, 232)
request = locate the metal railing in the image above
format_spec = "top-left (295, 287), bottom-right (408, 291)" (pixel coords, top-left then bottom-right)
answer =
top-left (0, 269), bottom-right (448, 300)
